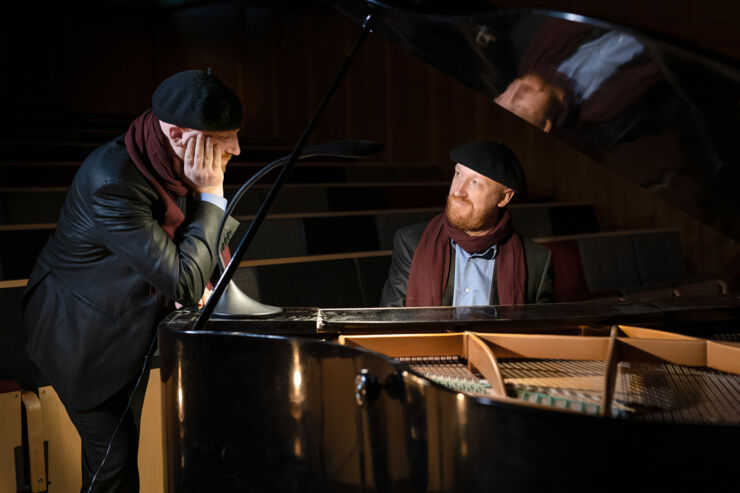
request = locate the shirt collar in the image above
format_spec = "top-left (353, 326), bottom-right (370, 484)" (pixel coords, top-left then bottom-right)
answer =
top-left (451, 240), bottom-right (498, 260)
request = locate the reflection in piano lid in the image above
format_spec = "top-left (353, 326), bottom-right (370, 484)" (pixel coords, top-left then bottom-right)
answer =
top-left (331, 0), bottom-right (740, 241)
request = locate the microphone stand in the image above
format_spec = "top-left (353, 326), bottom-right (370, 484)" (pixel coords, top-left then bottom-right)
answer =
top-left (192, 13), bottom-right (376, 330)
top-left (210, 139), bottom-right (383, 318)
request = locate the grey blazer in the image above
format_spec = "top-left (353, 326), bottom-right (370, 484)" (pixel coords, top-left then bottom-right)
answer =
top-left (380, 221), bottom-right (553, 307)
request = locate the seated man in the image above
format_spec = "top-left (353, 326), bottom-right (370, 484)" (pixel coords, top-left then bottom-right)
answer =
top-left (380, 140), bottom-right (553, 307)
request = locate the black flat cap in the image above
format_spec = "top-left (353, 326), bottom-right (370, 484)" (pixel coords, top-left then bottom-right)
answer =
top-left (152, 69), bottom-right (242, 131)
top-left (450, 140), bottom-right (526, 192)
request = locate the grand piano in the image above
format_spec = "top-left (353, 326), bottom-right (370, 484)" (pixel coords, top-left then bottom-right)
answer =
top-left (158, 1), bottom-right (740, 491)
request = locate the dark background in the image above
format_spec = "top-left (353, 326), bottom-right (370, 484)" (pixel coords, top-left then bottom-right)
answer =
top-left (0, 0), bottom-right (738, 277)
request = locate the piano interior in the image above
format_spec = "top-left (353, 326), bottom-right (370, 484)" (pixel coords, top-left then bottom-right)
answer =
top-left (340, 326), bottom-right (740, 424)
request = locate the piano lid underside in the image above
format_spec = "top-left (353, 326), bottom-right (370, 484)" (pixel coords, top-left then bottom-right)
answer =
top-left (331, 0), bottom-right (740, 240)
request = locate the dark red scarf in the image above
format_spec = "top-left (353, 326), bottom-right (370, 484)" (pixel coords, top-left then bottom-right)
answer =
top-left (406, 209), bottom-right (526, 306)
top-left (124, 109), bottom-right (229, 299)
top-left (125, 109), bottom-right (188, 238)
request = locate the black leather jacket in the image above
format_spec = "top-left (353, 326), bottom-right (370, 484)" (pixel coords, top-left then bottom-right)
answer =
top-left (22, 135), bottom-right (238, 410)
top-left (380, 221), bottom-right (554, 307)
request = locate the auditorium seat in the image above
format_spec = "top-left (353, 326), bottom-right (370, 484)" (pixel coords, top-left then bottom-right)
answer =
top-left (233, 253), bottom-right (390, 308)
top-left (510, 205), bottom-right (553, 238)
top-left (577, 234), bottom-right (642, 294)
top-left (375, 209), bottom-right (440, 250)
top-left (25, 379), bottom-right (165, 493)
top-left (548, 204), bottom-right (599, 236)
top-left (540, 229), bottom-right (724, 302)
top-left (0, 203), bottom-right (602, 281)
top-left (0, 383), bottom-right (22, 493)
top-left (619, 283), bottom-right (676, 300)
top-left (674, 277), bottom-right (728, 297)
top-left (20, 390), bottom-right (47, 492)
top-left (630, 230), bottom-right (685, 284)
top-left (539, 239), bottom-right (594, 302)
top-left (2, 113), bottom-right (725, 313)
top-left (240, 218), bottom-right (309, 259)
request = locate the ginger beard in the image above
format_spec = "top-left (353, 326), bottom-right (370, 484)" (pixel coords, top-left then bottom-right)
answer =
top-left (446, 194), bottom-right (500, 232)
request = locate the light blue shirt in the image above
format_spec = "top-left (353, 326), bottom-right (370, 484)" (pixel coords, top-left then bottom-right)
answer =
top-left (557, 31), bottom-right (644, 102)
top-left (452, 240), bottom-right (497, 306)
top-left (199, 192), bottom-right (227, 211)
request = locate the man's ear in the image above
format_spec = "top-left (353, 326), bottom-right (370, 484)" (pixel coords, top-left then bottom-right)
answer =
top-left (167, 125), bottom-right (185, 147)
top-left (498, 189), bottom-right (515, 208)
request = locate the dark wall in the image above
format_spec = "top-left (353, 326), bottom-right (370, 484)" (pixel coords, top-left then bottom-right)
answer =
top-left (1, 0), bottom-right (738, 277)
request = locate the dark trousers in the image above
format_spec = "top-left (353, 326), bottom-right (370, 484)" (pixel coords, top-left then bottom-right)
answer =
top-left (63, 370), bottom-right (150, 493)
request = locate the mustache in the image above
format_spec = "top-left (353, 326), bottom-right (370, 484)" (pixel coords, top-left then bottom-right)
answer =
top-left (448, 195), bottom-right (473, 207)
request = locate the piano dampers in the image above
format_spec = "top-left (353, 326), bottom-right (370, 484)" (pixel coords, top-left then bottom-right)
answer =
top-left (398, 355), bottom-right (493, 397)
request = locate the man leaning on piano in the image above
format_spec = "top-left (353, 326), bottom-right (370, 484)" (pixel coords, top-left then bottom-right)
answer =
top-left (380, 140), bottom-right (554, 307)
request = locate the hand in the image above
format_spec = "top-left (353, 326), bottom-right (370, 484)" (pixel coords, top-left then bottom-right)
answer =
top-left (174, 286), bottom-right (213, 310)
top-left (197, 287), bottom-right (213, 309)
top-left (183, 133), bottom-right (224, 196)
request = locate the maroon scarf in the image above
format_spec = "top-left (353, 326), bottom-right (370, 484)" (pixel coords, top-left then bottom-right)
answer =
top-left (406, 209), bottom-right (526, 306)
top-left (124, 109), bottom-right (229, 298)
top-left (125, 109), bottom-right (188, 238)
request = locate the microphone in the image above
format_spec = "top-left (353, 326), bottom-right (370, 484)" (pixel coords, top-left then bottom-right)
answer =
top-left (211, 139), bottom-right (383, 318)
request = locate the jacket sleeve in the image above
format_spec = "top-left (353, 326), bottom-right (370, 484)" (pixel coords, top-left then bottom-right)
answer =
top-left (90, 177), bottom-right (237, 306)
top-left (380, 227), bottom-right (418, 307)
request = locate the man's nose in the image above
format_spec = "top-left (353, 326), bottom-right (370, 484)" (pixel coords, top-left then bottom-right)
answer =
top-left (226, 137), bottom-right (241, 156)
top-left (450, 179), bottom-right (467, 197)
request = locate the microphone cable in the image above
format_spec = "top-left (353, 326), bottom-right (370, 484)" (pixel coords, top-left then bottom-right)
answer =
top-left (86, 331), bottom-right (158, 493)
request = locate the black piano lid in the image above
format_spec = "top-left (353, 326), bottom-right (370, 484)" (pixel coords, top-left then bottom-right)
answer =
top-left (329, 0), bottom-right (740, 240)
top-left (161, 293), bottom-right (740, 337)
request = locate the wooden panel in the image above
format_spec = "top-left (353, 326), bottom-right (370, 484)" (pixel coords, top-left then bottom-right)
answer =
top-left (346, 34), bottom-right (390, 162)
top-left (707, 341), bottom-right (740, 374)
top-left (37, 373), bottom-right (164, 493)
top-left (307, 9), bottom-right (353, 145)
top-left (239, 7), bottom-right (281, 138)
top-left (274, 8), bottom-right (311, 140)
top-left (64, 21), bottom-right (154, 115)
top-left (616, 339), bottom-right (707, 366)
top-left (466, 333), bottom-right (506, 397)
top-left (617, 325), bottom-right (698, 340)
top-left (428, 68), bottom-right (477, 169)
top-left (154, 3), bottom-right (247, 121)
top-left (386, 46), bottom-right (431, 164)
top-left (139, 368), bottom-right (165, 493)
top-left (0, 9), bottom-right (68, 111)
top-left (477, 333), bottom-right (610, 360)
top-left (600, 325), bottom-right (619, 417)
top-left (38, 386), bottom-right (81, 493)
top-left (340, 333), bottom-right (464, 357)
top-left (20, 391), bottom-right (46, 492)
top-left (0, 391), bottom-right (21, 493)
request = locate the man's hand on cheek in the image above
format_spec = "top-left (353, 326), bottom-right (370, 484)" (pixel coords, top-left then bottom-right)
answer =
top-left (183, 133), bottom-right (225, 197)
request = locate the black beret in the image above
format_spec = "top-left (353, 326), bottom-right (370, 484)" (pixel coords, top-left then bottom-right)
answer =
top-left (152, 69), bottom-right (242, 131)
top-left (449, 140), bottom-right (526, 192)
